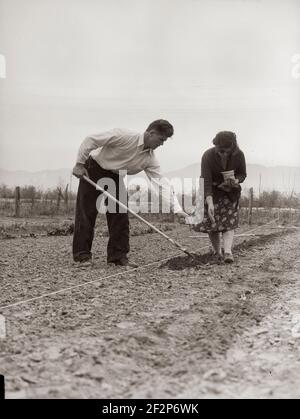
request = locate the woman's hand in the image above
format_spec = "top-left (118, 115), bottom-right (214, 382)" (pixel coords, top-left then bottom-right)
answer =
top-left (206, 196), bottom-right (215, 223)
top-left (218, 178), bottom-right (239, 192)
top-left (208, 203), bottom-right (215, 223)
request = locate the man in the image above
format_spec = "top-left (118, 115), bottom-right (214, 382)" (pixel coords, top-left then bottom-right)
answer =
top-left (72, 119), bottom-right (188, 267)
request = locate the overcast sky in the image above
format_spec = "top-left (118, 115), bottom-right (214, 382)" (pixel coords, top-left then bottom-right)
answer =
top-left (0, 0), bottom-right (299, 172)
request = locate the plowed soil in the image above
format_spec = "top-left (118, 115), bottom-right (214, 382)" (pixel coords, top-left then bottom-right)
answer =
top-left (0, 217), bottom-right (299, 399)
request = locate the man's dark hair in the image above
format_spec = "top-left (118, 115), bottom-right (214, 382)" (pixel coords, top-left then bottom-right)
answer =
top-left (213, 131), bottom-right (238, 150)
top-left (146, 119), bottom-right (174, 137)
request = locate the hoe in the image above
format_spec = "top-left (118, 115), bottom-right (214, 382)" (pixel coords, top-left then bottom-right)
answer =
top-left (83, 175), bottom-right (195, 259)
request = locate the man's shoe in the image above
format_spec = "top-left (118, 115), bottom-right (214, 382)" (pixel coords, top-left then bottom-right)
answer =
top-left (74, 256), bottom-right (93, 268)
top-left (224, 253), bottom-right (234, 263)
top-left (109, 258), bottom-right (138, 268)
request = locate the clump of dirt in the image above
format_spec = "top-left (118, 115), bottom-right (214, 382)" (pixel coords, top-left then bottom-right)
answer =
top-left (0, 218), bottom-right (75, 239)
top-left (47, 223), bottom-right (74, 236)
top-left (0, 232), bottom-right (17, 239)
top-left (164, 231), bottom-right (288, 270)
top-left (0, 221), bottom-right (299, 399)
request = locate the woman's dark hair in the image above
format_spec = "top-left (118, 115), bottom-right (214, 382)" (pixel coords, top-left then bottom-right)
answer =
top-left (146, 119), bottom-right (174, 138)
top-left (213, 131), bottom-right (238, 150)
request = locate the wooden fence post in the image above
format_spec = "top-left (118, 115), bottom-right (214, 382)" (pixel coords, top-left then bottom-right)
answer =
top-left (15, 186), bottom-right (20, 217)
top-left (64, 184), bottom-right (69, 211)
top-left (248, 187), bottom-right (254, 225)
top-left (159, 184), bottom-right (163, 215)
top-left (135, 186), bottom-right (141, 215)
top-left (148, 187), bottom-right (152, 215)
top-left (31, 189), bottom-right (35, 210)
top-left (56, 187), bottom-right (62, 211)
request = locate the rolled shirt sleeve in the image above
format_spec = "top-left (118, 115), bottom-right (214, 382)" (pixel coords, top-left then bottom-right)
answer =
top-left (144, 160), bottom-right (183, 214)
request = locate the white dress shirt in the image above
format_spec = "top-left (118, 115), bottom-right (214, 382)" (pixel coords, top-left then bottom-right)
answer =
top-left (76, 128), bottom-right (182, 213)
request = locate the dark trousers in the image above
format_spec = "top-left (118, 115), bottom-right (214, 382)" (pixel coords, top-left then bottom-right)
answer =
top-left (73, 157), bottom-right (129, 262)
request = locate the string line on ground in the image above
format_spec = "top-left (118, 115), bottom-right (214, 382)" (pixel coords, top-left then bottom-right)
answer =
top-left (0, 218), bottom-right (280, 312)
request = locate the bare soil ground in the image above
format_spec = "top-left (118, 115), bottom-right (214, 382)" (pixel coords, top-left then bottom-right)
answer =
top-left (0, 216), bottom-right (299, 399)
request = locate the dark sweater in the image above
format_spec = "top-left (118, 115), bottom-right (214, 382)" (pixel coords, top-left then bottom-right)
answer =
top-left (201, 147), bottom-right (247, 202)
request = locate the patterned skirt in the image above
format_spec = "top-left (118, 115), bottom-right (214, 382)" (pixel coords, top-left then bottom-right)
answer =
top-left (194, 195), bottom-right (239, 233)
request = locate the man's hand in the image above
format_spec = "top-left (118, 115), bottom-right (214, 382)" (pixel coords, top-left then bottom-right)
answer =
top-left (175, 211), bottom-right (189, 224)
top-left (72, 163), bottom-right (89, 179)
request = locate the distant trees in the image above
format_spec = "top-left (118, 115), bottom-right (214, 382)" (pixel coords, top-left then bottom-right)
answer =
top-left (0, 183), bottom-right (77, 217)
top-left (240, 190), bottom-right (300, 209)
top-left (0, 183), bottom-right (299, 218)
top-left (259, 190), bottom-right (281, 208)
top-left (0, 184), bottom-right (76, 201)
top-left (0, 184), bottom-right (14, 198)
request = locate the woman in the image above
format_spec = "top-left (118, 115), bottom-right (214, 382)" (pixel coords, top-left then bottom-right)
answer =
top-left (196, 131), bottom-right (247, 263)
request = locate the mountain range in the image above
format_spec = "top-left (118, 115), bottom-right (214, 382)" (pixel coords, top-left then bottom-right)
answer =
top-left (164, 163), bottom-right (300, 195)
top-left (1, 164), bottom-right (299, 195)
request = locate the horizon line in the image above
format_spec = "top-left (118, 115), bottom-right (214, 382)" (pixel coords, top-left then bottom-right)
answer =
top-left (1, 162), bottom-right (300, 174)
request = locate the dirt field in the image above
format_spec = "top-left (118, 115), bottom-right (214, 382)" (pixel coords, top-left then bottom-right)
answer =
top-left (0, 216), bottom-right (300, 399)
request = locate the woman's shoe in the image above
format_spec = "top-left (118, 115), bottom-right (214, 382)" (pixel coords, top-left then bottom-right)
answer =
top-left (109, 258), bottom-right (138, 268)
top-left (224, 253), bottom-right (234, 263)
top-left (212, 252), bottom-right (223, 263)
